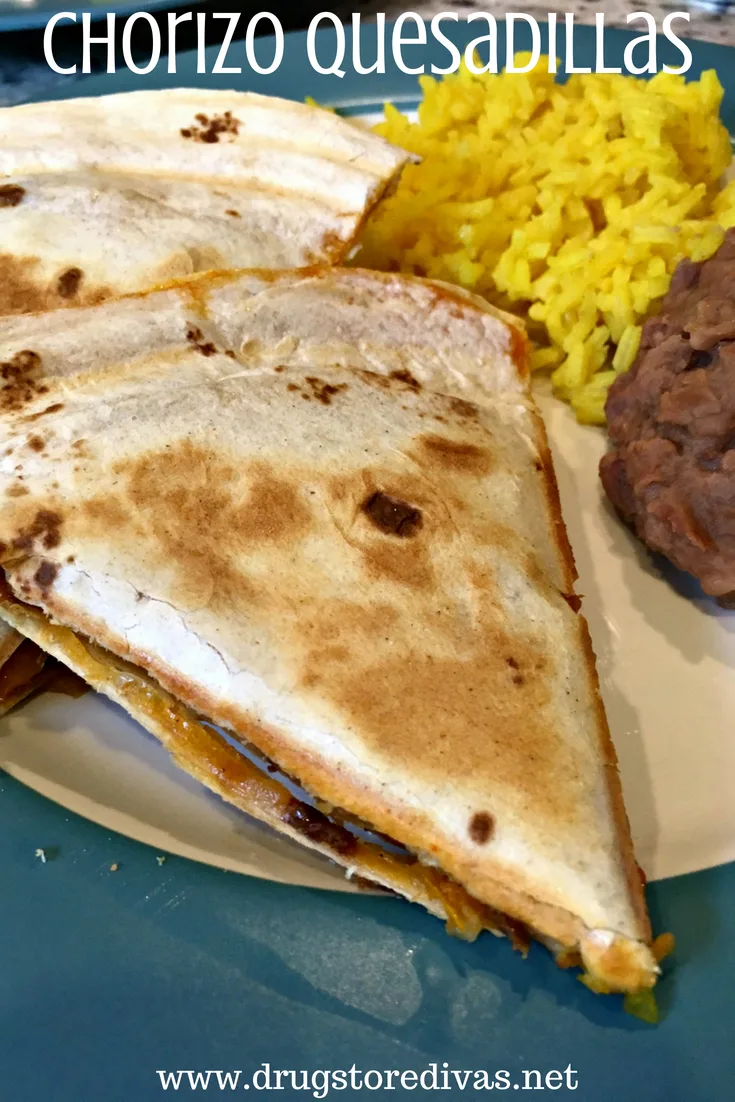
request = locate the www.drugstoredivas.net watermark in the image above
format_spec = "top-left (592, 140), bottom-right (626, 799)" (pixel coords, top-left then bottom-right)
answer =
top-left (155, 1062), bottom-right (581, 1095)
top-left (42, 10), bottom-right (696, 78)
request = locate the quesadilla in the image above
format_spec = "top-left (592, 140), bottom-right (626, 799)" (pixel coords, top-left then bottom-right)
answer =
top-left (0, 90), bottom-right (410, 315)
top-left (0, 266), bottom-right (656, 994)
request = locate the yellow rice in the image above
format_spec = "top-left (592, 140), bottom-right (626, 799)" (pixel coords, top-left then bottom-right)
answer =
top-left (357, 59), bottom-right (735, 424)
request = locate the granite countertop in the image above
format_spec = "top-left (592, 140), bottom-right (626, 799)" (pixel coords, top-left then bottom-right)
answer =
top-left (0, 1), bottom-right (732, 106)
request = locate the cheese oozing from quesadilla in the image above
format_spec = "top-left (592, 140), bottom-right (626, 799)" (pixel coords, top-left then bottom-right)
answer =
top-left (0, 267), bottom-right (657, 993)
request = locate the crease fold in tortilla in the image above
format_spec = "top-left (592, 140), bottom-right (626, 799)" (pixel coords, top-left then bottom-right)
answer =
top-left (0, 266), bottom-right (657, 994)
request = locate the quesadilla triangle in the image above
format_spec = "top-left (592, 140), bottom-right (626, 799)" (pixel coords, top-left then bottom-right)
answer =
top-left (0, 266), bottom-right (657, 994)
top-left (0, 89), bottom-right (411, 316)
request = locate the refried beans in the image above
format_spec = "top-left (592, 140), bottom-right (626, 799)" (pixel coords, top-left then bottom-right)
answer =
top-left (600, 228), bottom-right (735, 602)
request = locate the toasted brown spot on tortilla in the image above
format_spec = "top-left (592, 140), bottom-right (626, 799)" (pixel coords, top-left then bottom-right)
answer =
top-left (0, 184), bottom-right (25, 208)
top-left (389, 369), bottom-right (421, 391)
top-left (11, 509), bottom-right (62, 553)
top-left (27, 435), bottom-right (45, 452)
top-left (304, 600), bottom-right (399, 654)
top-left (6, 484), bottom-right (28, 497)
top-left (416, 434), bottom-right (493, 475)
top-left (0, 255), bottom-right (49, 315)
top-left (225, 209), bottom-right (241, 218)
top-left (359, 370), bottom-right (390, 390)
top-left (181, 111), bottom-right (240, 144)
top-left (186, 326), bottom-right (217, 357)
top-left (468, 811), bottom-right (494, 845)
top-left (83, 496), bottom-right (129, 530)
top-left (1, 350), bottom-right (40, 381)
top-left (362, 491), bottom-right (423, 538)
top-left (298, 599), bottom-right (399, 692)
top-left (81, 442), bottom-right (311, 616)
top-left (287, 383), bottom-right (299, 392)
top-left (506, 656), bottom-right (519, 669)
top-left (33, 560), bottom-right (58, 593)
top-left (325, 596), bottom-right (575, 822)
top-left (57, 267), bottom-right (83, 299)
top-left (236, 464), bottom-right (312, 546)
top-left (319, 643), bottom-right (350, 665)
top-left (450, 397), bottom-right (479, 420)
top-left (361, 537), bottom-right (434, 591)
top-left (304, 376), bottom-right (347, 405)
top-left (0, 350), bottom-right (45, 412)
top-left (0, 256), bottom-right (108, 315)
top-left (38, 511), bottom-right (62, 549)
top-left (23, 402), bottom-right (63, 423)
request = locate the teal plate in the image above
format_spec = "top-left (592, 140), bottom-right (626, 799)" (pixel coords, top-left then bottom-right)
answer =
top-left (2, 21), bottom-right (735, 1100)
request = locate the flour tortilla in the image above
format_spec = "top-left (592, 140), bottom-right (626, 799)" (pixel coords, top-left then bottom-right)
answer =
top-left (0, 90), bottom-right (411, 315)
top-left (0, 267), bottom-right (656, 992)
